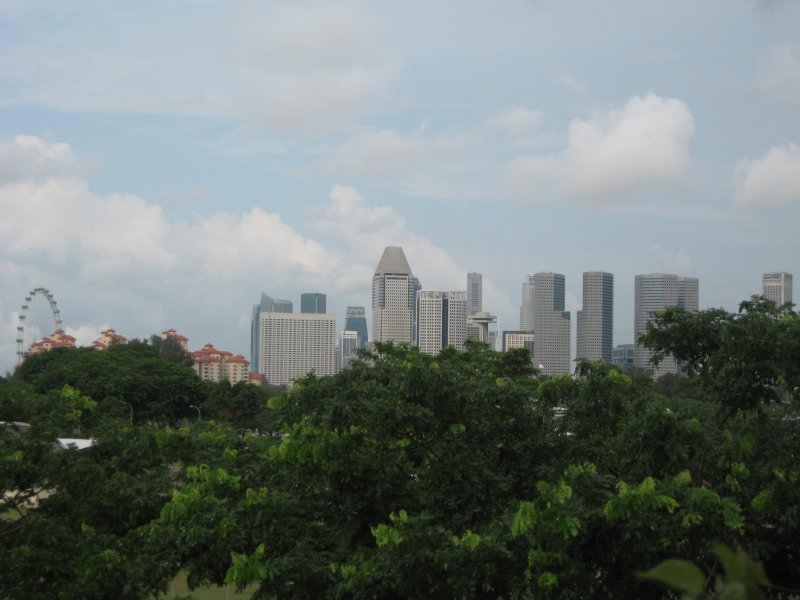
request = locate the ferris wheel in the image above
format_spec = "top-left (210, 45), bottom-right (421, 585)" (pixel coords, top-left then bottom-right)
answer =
top-left (16, 287), bottom-right (63, 362)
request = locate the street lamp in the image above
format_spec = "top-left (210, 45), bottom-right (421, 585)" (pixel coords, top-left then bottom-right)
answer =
top-left (121, 401), bottom-right (133, 426)
top-left (189, 404), bottom-right (201, 421)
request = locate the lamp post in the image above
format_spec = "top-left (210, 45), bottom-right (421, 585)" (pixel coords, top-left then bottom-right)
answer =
top-left (189, 404), bottom-right (201, 421)
top-left (121, 401), bottom-right (133, 426)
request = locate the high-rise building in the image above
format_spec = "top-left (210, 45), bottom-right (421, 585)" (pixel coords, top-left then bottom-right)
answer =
top-left (502, 330), bottom-right (535, 359)
top-left (416, 290), bottom-right (467, 355)
top-left (251, 293), bottom-right (293, 368)
top-left (372, 246), bottom-right (420, 344)
top-left (531, 272), bottom-right (571, 375)
top-left (519, 275), bottom-right (536, 331)
top-left (257, 312), bottom-right (336, 386)
top-left (576, 271), bottom-right (614, 363)
top-left (634, 273), bottom-right (699, 377)
top-left (467, 273), bottom-right (482, 314)
top-left (762, 272), bottom-right (793, 307)
top-left (340, 330), bottom-right (359, 370)
top-left (301, 293), bottom-right (327, 314)
top-left (344, 306), bottom-right (369, 347)
top-left (612, 344), bottom-right (635, 371)
top-left (466, 311), bottom-right (497, 345)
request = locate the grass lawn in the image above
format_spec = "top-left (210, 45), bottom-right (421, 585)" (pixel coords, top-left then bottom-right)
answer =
top-left (165, 572), bottom-right (258, 599)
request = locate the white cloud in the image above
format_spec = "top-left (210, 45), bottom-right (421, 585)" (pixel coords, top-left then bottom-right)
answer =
top-left (507, 93), bottom-right (695, 204)
top-left (0, 135), bottom-right (471, 371)
top-left (317, 107), bottom-right (544, 199)
top-left (232, 3), bottom-right (400, 134)
top-left (733, 143), bottom-right (800, 209)
top-left (308, 184), bottom-right (463, 290)
top-left (0, 135), bottom-right (83, 184)
top-left (65, 323), bottom-right (110, 348)
top-left (649, 244), bottom-right (692, 273)
top-left (758, 41), bottom-right (800, 104)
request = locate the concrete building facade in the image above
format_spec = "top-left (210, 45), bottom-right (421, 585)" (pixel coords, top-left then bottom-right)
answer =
top-left (416, 290), bottom-right (468, 355)
top-left (192, 343), bottom-right (250, 384)
top-left (762, 272), bottom-right (793, 307)
top-left (634, 273), bottom-right (699, 377)
top-left (257, 312), bottom-right (336, 386)
top-left (372, 246), bottom-right (420, 344)
top-left (519, 274), bottom-right (535, 331)
top-left (532, 272), bottom-right (571, 376)
top-left (467, 272), bottom-right (482, 314)
top-left (576, 271), bottom-right (614, 363)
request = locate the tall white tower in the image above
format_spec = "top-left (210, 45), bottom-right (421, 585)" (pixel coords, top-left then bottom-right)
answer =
top-left (576, 272), bottom-right (614, 363)
top-left (372, 246), bottom-right (419, 344)
top-left (762, 272), bottom-right (793, 307)
top-left (634, 273), bottom-right (699, 377)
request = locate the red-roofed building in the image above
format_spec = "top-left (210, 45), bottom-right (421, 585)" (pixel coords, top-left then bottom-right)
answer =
top-left (92, 328), bottom-right (128, 350)
top-left (191, 343), bottom-right (250, 384)
top-left (162, 328), bottom-right (189, 351)
top-left (28, 329), bottom-right (76, 356)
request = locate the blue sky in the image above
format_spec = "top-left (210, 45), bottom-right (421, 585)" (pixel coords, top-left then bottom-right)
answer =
top-left (1, 0), bottom-right (799, 372)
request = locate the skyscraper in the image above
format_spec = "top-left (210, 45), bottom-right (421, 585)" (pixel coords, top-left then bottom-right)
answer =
top-left (416, 290), bottom-right (467, 355)
top-left (634, 273), bottom-right (699, 377)
top-left (519, 275), bottom-right (535, 331)
top-left (257, 312), bottom-right (336, 385)
top-left (372, 246), bottom-right (420, 344)
top-left (532, 272), bottom-right (571, 376)
top-left (576, 271), bottom-right (614, 363)
top-left (251, 293), bottom-right (293, 370)
top-left (467, 273), bottom-right (482, 314)
top-left (340, 330), bottom-right (359, 370)
top-left (300, 293), bottom-right (327, 314)
top-left (762, 272), bottom-right (793, 306)
top-left (344, 306), bottom-right (369, 347)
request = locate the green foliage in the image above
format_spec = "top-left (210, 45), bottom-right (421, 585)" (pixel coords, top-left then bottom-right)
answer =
top-left (640, 544), bottom-right (771, 599)
top-left (2, 301), bottom-right (800, 598)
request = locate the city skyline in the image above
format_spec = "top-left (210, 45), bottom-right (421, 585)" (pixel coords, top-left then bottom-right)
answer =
top-left (1, 2), bottom-right (799, 373)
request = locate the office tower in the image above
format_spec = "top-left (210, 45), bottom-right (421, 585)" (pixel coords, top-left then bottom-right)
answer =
top-left (301, 293), bottom-right (327, 314)
top-left (257, 312), bottom-right (336, 385)
top-left (519, 275), bottom-right (535, 330)
top-left (502, 330), bottom-right (535, 358)
top-left (467, 273), bottom-right (483, 314)
top-left (612, 344), bottom-right (635, 371)
top-left (372, 246), bottom-right (420, 344)
top-left (251, 293), bottom-right (293, 368)
top-left (576, 272), bottom-right (614, 363)
top-left (634, 273), bottom-right (699, 377)
top-left (466, 311), bottom-right (497, 345)
top-left (532, 272), bottom-right (571, 376)
top-left (340, 330), bottom-right (359, 370)
top-left (344, 306), bottom-right (369, 347)
top-left (762, 272), bottom-right (793, 306)
top-left (416, 290), bottom-right (467, 354)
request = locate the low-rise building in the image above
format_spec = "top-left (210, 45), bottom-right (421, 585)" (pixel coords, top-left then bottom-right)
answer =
top-left (192, 343), bottom-right (250, 384)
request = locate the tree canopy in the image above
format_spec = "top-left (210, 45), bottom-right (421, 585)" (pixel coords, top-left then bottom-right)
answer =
top-left (1, 303), bottom-right (799, 598)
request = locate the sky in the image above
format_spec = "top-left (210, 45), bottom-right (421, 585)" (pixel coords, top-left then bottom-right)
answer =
top-left (1, 0), bottom-right (799, 373)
